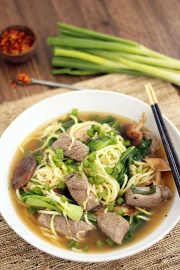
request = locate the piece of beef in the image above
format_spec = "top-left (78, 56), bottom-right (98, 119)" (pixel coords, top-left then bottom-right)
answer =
top-left (96, 207), bottom-right (129, 245)
top-left (12, 156), bottom-right (37, 189)
top-left (37, 213), bottom-right (92, 238)
top-left (142, 131), bottom-right (160, 154)
top-left (65, 172), bottom-right (100, 211)
top-left (67, 125), bottom-right (91, 143)
top-left (125, 185), bottom-right (172, 208)
top-left (52, 133), bottom-right (89, 162)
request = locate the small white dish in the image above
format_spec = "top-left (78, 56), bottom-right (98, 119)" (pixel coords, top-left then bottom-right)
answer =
top-left (0, 90), bottom-right (180, 262)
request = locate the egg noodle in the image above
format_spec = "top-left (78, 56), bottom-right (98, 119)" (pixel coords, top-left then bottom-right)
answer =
top-left (16, 112), bottom-right (155, 245)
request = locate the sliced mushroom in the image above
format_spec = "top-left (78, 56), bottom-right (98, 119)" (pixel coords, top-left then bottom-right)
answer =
top-left (144, 156), bottom-right (171, 171)
top-left (12, 156), bottom-right (37, 189)
top-left (120, 113), bottom-right (147, 146)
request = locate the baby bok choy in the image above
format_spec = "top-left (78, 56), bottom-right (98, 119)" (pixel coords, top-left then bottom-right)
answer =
top-left (22, 193), bottom-right (83, 222)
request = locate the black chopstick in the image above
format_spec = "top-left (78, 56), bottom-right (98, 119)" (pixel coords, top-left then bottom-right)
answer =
top-left (145, 83), bottom-right (180, 196)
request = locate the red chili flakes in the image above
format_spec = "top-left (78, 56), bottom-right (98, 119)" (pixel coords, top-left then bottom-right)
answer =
top-left (0, 29), bottom-right (34, 55)
top-left (10, 79), bottom-right (17, 88)
top-left (17, 73), bottom-right (31, 84)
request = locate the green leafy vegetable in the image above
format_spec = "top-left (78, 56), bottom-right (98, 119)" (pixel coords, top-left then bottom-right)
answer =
top-left (81, 212), bottom-right (97, 225)
top-left (36, 156), bottom-right (42, 164)
top-left (110, 147), bottom-right (135, 186)
top-left (130, 184), bottom-right (156, 195)
top-left (21, 188), bottom-right (44, 201)
top-left (28, 207), bottom-right (37, 214)
top-left (24, 195), bottom-right (83, 222)
top-left (123, 213), bottom-right (147, 243)
top-left (61, 117), bottom-right (82, 131)
top-left (89, 115), bottom-right (100, 121)
top-left (132, 137), bottom-right (152, 161)
top-left (86, 136), bottom-right (116, 152)
top-left (99, 116), bottom-right (121, 130)
top-left (24, 150), bottom-right (31, 156)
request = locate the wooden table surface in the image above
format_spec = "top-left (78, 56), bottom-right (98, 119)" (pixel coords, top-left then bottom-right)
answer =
top-left (0, 0), bottom-right (180, 104)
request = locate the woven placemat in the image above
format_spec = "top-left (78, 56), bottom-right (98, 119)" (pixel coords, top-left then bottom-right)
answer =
top-left (0, 74), bottom-right (180, 270)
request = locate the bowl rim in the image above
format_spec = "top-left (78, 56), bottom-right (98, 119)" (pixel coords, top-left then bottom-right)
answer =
top-left (0, 24), bottom-right (38, 57)
top-left (0, 90), bottom-right (180, 262)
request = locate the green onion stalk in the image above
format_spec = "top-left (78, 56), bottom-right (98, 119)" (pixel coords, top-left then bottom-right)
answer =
top-left (47, 22), bottom-right (180, 86)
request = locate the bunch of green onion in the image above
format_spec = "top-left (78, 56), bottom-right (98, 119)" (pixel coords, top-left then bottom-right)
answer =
top-left (47, 23), bottom-right (180, 86)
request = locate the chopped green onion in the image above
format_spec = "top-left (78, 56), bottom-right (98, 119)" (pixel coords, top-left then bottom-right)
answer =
top-left (77, 171), bottom-right (83, 178)
top-left (110, 137), bottom-right (117, 144)
top-left (28, 207), bottom-right (37, 214)
top-left (96, 177), bottom-right (104, 185)
top-left (108, 130), bottom-right (118, 136)
top-left (136, 166), bottom-right (143, 173)
top-left (66, 159), bottom-right (74, 165)
top-left (108, 204), bottom-right (115, 212)
top-left (83, 159), bottom-right (89, 168)
top-left (99, 131), bottom-right (105, 139)
top-left (36, 156), bottom-right (42, 163)
top-left (83, 245), bottom-right (90, 252)
top-left (115, 162), bottom-right (123, 172)
top-left (111, 171), bottom-right (119, 179)
top-left (123, 140), bottom-right (131, 147)
top-left (105, 167), bottom-right (113, 174)
top-left (87, 129), bottom-right (95, 137)
top-left (56, 148), bottom-right (64, 159)
top-left (98, 192), bottom-right (106, 198)
top-left (74, 241), bottom-right (80, 249)
top-left (116, 209), bottom-right (124, 216)
top-left (61, 195), bottom-right (67, 203)
top-left (88, 176), bottom-right (95, 184)
top-left (72, 108), bottom-right (78, 116)
top-left (106, 238), bottom-right (114, 246)
top-left (88, 152), bottom-right (96, 162)
top-left (67, 240), bottom-right (75, 248)
top-left (92, 164), bottom-right (98, 170)
top-left (43, 184), bottom-right (51, 191)
top-left (66, 165), bottom-right (75, 173)
top-left (79, 138), bottom-right (83, 143)
top-left (116, 197), bottom-right (124, 205)
top-left (96, 240), bottom-right (103, 248)
top-left (89, 170), bottom-right (97, 177)
top-left (56, 148), bottom-right (63, 153)
top-left (93, 125), bottom-right (101, 132)
top-left (58, 182), bottom-right (66, 190)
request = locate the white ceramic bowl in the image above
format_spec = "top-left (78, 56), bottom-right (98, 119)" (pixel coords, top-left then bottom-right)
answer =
top-left (0, 90), bottom-right (180, 262)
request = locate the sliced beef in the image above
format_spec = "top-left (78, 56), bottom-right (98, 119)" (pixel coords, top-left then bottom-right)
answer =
top-left (142, 131), bottom-right (160, 154)
top-left (12, 156), bottom-right (37, 189)
top-left (37, 213), bottom-right (92, 238)
top-left (65, 172), bottom-right (100, 211)
top-left (125, 185), bottom-right (172, 208)
top-left (96, 207), bottom-right (129, 245)
top-left (52, 133), bottom-right (89, 162)
top-left (67, 125), bottom-right (91, 143)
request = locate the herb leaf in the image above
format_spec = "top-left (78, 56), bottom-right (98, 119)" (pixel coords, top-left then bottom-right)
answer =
top-left (130, 184), bottom-right (156, 195)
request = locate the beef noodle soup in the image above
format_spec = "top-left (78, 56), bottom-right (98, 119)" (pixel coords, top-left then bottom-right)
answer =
top-left (9, 110), bottom-right (175, 253)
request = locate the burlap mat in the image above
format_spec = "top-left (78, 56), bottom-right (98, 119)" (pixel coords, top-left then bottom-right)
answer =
top-left (0, 74), bottom-right (180, 270)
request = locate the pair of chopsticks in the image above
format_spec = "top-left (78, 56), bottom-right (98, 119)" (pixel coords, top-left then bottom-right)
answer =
top-left (145, 83), bottom-right (180, 196)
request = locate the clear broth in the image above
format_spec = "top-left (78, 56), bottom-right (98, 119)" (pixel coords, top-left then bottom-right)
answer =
top-left (9, 112), bottom-right (175, 253)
